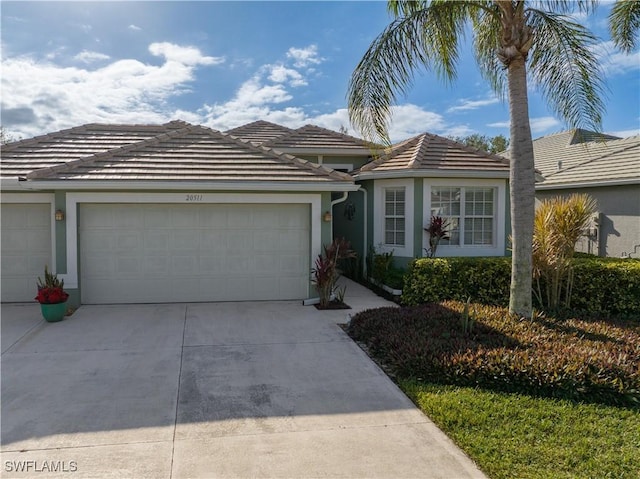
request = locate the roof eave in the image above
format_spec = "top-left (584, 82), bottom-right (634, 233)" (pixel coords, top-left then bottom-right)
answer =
top-left (536, 178), bottom-right (640, 190)
top-left (276, 147), bottom-right (378, 157)
top-left (11, 179), bottom-right (359, 192)
top-left (353, 169), bottom-right (511, 181)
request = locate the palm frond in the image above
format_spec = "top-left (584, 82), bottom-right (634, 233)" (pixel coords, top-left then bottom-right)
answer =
top-left (347, 3), bottom-right (469, 144)
top-left (527, 9), bottom-right (606, 131)
top-left (529, 1), bottom-right (598, 15)
top-left (609, 0), bottom-right (640, 52)
top-left (472, 4), bottom-right (506, 98)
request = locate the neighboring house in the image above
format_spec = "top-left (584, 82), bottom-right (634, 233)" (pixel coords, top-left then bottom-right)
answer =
top-left (532, 129), bottom-right (640, 258)
top-left (0, 121), bottom-right (356, 305)
top-left (0, 119), bottom-right (512, 306)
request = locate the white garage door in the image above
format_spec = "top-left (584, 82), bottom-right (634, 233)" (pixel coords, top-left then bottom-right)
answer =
top-left (79, 203), bottom-right (310, 304)
top-left (1, 203), bottom-right (52, 302)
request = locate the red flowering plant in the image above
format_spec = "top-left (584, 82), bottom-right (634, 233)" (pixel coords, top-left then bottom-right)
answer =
top-left (424, 215), bottom-right (450, 258)
top-left (35, 266), bottom-right (69, 304)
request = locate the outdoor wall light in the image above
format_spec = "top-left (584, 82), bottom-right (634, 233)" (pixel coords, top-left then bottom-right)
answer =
top-left (322, 211), bottom-right (332, 222)
top-left (55, 209), bottom-right (65, 221)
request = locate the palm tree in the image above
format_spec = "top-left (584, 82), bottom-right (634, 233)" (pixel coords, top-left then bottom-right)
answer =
top-left (348, 1), bottom-right (605, 318)
top-left (609, 0), bottom-right (640, 52)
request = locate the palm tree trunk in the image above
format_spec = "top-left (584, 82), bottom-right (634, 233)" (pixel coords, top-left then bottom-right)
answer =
top-left (507, 57), bottom-right (535, 318)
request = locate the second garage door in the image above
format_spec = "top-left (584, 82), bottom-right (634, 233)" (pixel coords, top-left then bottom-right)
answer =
top-left (1, 203), bottom-right (52, 302)
top-left (79, 203), bottom-right (310, 304)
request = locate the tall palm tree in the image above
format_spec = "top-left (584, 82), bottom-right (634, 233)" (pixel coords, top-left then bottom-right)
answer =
top-left (348, 0), bottom-right (605, 318)
top-left (609, 0), bottom-right (640, 52)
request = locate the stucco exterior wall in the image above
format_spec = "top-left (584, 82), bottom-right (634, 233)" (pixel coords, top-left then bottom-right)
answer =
top-left (536, 184), bottom-right (640, 258)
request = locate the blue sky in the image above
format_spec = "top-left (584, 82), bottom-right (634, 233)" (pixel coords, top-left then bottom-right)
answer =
top-left (2, 1), bottom-right (639, 143)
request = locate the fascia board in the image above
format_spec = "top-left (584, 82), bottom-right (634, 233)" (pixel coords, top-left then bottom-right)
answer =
top-left (536, 178), bottom-right (640, 190)
top-left (354, 170), bottom-right (510, 181)
top-left (14, 180), bottom-right (360, 192)
top-left (277, 147), bottom-right (376, 156)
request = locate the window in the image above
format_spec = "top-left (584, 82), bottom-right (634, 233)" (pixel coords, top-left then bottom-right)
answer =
top-left (431, 187), bottom-right (495, 246)
top-left (384, 187), bottom-right (405, 246)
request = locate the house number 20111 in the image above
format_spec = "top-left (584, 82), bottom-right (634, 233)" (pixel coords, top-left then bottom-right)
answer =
top-left (185, 194), bottom-right (203, 202)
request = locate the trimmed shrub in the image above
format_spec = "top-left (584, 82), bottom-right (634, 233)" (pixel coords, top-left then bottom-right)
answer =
top-left (347, 301), bottom-right (640, 406)
top-left (402, 257), bottom-right (511, 307)
top-left (402, 256), bottom-right (640, 317)
top-left (570, 258), bottom-right (640, 317)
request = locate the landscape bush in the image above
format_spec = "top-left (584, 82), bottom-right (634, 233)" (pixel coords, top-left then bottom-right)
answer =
top-left (347, 301), bottom-right (640, 406)
top-left (402, 257), bottom-right (511, 306)
top-left (570, 258), bottom-right (640, 316)
top-left (402, 256), bottom-right (640, 316)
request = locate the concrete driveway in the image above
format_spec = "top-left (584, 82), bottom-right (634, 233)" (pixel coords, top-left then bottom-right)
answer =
top-left (1, 279), bottom-right (486, 478)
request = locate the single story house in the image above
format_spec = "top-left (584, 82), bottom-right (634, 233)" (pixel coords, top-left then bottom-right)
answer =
top-left (1, 120), bottom-right (512, 306)
top-left (532, 129), bottom-right (640, 258)
top-left (0, 121), bottom-right (356, 305)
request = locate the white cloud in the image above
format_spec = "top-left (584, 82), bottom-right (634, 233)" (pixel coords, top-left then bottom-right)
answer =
top-left (611, 128), bottom-right (640, 138)
top-left (268, 65), bottom-right (307, 87)
top-left (286, 45), bottom-right (324, 68)
top-left (488, 116), bottom-right (561, 134)
top-left (591, 40), bottom-right (640, 76)
top-left (447, 97), bottom-right (499, 113)
top-left (128, 24), bottom-right (142, 31)
top-left (73, 50), bottom-right (111, 64)
top-left (148, 42), bottom-right (224, 66)
top-left (387, 104), bottom-right (448, 142)
top-left (1, 43), bottom-right (224, 138)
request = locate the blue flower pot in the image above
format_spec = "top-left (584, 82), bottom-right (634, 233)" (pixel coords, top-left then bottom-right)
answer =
top-left (40, 302), bottom-right (67, 322)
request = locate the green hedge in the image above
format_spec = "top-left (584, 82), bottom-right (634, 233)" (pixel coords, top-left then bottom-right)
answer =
top-left (402, 257), bottom-right (640, 316)
top-left (570, 258), bottom-right (640, 316)
top-left (402, 257), bottom-right (511, 307)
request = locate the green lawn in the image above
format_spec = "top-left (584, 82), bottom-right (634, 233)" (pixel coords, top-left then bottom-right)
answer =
top-left (400, 380), bottom-right (640, 479)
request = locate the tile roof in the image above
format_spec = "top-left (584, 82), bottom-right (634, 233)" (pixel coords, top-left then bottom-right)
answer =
top-left (531, 129), bottom-right (640, 187)
top-left (226, 121), bottom-right (370, 154)
top-left (262, 124), bottom-right (375, 151)
top-left (357, 132), bottom-right (510, 176)
top-left (1, 122), bottom-right (353, 184)
top-left (225, 120), bottom-right (294, 146)
top-left (0, 121), bottom-right (188, 178)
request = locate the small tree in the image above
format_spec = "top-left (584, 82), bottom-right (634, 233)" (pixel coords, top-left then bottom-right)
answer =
top-left (532, 194), bottom-right (597, 311)
top-left (424, 216), bottom-right (450, 258)
top-left (312, 238), bottom-right (356, 308)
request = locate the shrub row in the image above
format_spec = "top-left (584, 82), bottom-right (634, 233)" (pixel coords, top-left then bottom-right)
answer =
top-left (347, 301), bottom-right (640, 406)
top-left (402, 257), bottom-right (511, 307)
top-left (401, 257), bottom-right (640, 316)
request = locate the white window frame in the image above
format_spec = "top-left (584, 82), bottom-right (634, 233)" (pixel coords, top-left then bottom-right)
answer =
top-left (374, 179), bottom-right (414, 257)
top-left (424, 179), bottom-right (506, 257)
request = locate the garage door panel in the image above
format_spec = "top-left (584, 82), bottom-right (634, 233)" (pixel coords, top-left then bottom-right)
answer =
top-left (1, 203), bottom-right (52, 302)
top-left (80, 203), bottom-right (310, 303)
top-left (113, 207), bottom-right (143, 228)
top-left (117, 232), bottom-right (142, 250)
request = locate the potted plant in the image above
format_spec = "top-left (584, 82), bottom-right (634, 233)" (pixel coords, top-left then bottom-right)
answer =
top-left (35, 266), bottom-right (69, 322)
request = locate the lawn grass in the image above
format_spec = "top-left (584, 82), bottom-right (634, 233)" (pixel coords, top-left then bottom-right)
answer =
top-left (400, 380), bottom-right (640, 479)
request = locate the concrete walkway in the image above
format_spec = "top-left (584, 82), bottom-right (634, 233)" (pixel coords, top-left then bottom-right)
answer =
top-left (1, 278), bottom-right (486, 478)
